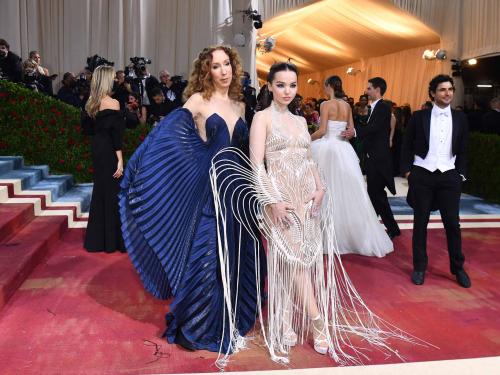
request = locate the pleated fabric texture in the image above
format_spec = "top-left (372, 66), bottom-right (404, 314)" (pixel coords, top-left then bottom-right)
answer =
top-left (119, 108), bottom-right (259, 353)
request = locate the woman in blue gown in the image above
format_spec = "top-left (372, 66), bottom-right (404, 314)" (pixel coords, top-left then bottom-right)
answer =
top-left (119, 46), bottom-right (260, 357)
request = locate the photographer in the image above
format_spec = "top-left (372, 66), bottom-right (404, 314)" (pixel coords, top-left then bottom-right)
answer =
top-left (57, 72), bottom-right (83, 108)
top-left (126, 57), bottom-right (160, 110)
top-left (0, 39), bottom-right (22, 83)
top-left (111, 70), bottom-right (132, 109)
top-left (76, 55), bottom-right (114, 107)
top-left (159, 69), bottom-right (186, 113)
top-left (126, 92), bottom-right (147, 125)
top-left (147, 87), bottom-right (172, 126)
top-left (22, 51), bottom-right (56, 95)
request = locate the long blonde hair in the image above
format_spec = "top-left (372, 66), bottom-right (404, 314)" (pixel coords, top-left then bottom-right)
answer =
top-left (85, 65), bottom-right (115, 118)
top-left (183, 45), bottom-right (243, 102)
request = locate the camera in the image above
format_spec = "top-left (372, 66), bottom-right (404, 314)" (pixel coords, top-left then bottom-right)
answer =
top-left (23, 69), bottom-right (39, 84)
top-left (74, 72), bottom-right (90, 98)
top-left (22, 68), bottom-right (41, 91)
top-left (129, 57), bottom-right (152, 78)
top-left (86, 54), bottom-right (114, 73)
top-left (170, 74), bottom-right (188, 91)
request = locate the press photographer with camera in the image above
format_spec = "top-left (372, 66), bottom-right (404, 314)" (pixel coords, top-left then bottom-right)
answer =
top-left (57, 72), bottom-right (84, 108)
top-left (147, 86), bottom-right (172, 126)
top-left (22, 51), bottom-right (56, 95)
top-left (159, 69), bottom-right (186, 114)
top-left (126, 57), bottom-right (160, 112)
top-left (0, 39), bottom-right (22, 83)
top-left (126, 92), bottom-right (147, 125)
top-left (111, 70), bottom-right (132, 109)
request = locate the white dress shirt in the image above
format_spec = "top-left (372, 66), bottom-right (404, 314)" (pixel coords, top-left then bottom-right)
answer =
top-left (414, 104), bottom-right (455, 172)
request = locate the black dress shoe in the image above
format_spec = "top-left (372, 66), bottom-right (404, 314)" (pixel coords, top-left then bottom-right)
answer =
top-left (455, 270), bottom-right (471, 288)
top-left (387, 228), bottom-right (401, 240)
top-left (411, 271), bottom-right (425, 285)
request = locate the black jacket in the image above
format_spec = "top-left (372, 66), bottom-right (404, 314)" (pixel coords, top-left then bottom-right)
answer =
top-left (355, 99), bottom-right (395, 194)
top-left (0, 51), bottom-right (22, 83)
top-left (131, 75), bottom-right (160, 105)
top-left (355, 99), bottom-right (392, 161)
top-left (400, 108), bottom-right (469, 177)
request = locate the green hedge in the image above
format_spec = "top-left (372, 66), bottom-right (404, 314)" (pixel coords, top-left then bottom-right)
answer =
top-left (464, 132), bottom-right (500, 204)
top-left (0, 80), bottom-right (149, 182)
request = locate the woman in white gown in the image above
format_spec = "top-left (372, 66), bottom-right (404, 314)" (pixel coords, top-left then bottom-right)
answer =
top-left (311, 76), bottom-right (393, 257)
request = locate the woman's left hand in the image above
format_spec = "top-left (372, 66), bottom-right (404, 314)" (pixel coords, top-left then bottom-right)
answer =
top-left (113, 160), bottom-right (124, 179)
top-left (306, 188), bottom-right (325, 217)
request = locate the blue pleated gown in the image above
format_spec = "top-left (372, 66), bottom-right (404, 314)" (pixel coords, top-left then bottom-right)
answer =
top-left (119, 108), bottom-right (260, 353)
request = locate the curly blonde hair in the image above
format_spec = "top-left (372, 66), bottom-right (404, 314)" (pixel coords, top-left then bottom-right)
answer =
top-left (183, 45), bottom-right (243, 102)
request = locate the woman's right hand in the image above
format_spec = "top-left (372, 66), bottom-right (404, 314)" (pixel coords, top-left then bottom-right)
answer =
top-left (113, 159), bottom-right (124, 179)
top-left (270, 202), bottom-right (295, 229)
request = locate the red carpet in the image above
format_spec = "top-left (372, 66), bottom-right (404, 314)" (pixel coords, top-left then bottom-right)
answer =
top-left (0, 224), bottom-right (499, 374)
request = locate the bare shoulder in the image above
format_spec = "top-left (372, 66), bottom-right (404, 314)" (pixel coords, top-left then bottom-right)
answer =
top-left (251, 109), bottom-right (271, 130)
top-left (319, 100), bottom-right (329, 110)
top-left (183, 92), bottom-right (204, 117)
top-left (252, 108), bottom-right (267, 124)
top-left (100, 96), bottom-right (120, 110)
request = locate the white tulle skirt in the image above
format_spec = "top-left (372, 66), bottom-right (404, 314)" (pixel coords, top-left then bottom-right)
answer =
top-left (311, 132), bottom-right (393, 257)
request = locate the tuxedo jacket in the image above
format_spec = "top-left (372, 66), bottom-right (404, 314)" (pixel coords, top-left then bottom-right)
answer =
top-left (400, 108), bottom-right (469, 177)
top-left (355, 99), bottom-right (395, 194)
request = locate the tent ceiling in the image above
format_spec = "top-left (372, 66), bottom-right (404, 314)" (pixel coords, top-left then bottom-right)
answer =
top-left (256, 0), bottom-right (440, 75)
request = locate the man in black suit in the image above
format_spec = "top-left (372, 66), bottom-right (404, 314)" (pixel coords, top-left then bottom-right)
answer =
top-left (401, 74), bottom-right (470, 288)
top-left (352, 77), bottom-right (400, 240)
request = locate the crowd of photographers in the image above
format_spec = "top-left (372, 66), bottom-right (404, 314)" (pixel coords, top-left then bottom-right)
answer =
top-left (0, 38), bottom-right (194, 127)
top-left (56, 55), bottom-right (188, 127)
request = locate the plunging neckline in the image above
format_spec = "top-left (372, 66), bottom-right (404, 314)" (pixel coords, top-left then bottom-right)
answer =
top-left (180, 108), bottom-right (244, 143)
top-left (206, 112), bottom-right (245, 143)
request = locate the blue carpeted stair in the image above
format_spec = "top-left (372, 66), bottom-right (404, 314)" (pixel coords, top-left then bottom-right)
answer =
top-left (0, 156), bottom-right (93, 213)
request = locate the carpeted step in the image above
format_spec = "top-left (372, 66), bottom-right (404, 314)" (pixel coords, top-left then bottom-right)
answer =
top-left (0, 166), bottom-right (48, 190)
top-left (56, 183), bottom-right (93, 213)
top-left (29, 174), bottom-right (74, 201)
top-left (0, 215), bottom-right (67, 311)
top-left (0, 203), bottom-right (35, 243)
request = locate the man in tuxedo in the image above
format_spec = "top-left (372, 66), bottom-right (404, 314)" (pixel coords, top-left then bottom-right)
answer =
top-left (350, 77), bottom-right (400, 240)
top-left (401, 74), bottom-right (470, 288)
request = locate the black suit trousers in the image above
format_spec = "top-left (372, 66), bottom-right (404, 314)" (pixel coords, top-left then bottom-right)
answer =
top-left (365, 156), bottom-right (399, 234)
top-left (408, 166), bottom-right (464, 273)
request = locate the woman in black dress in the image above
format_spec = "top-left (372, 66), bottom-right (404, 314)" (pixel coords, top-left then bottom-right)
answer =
top-left (82, 65), bottom-right (125, 252)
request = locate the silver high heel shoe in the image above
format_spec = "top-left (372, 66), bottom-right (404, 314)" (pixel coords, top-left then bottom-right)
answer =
top-left (311, 315), bottom-right (328, 355)
top-left (283, 310), bottom-right (298, 347)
